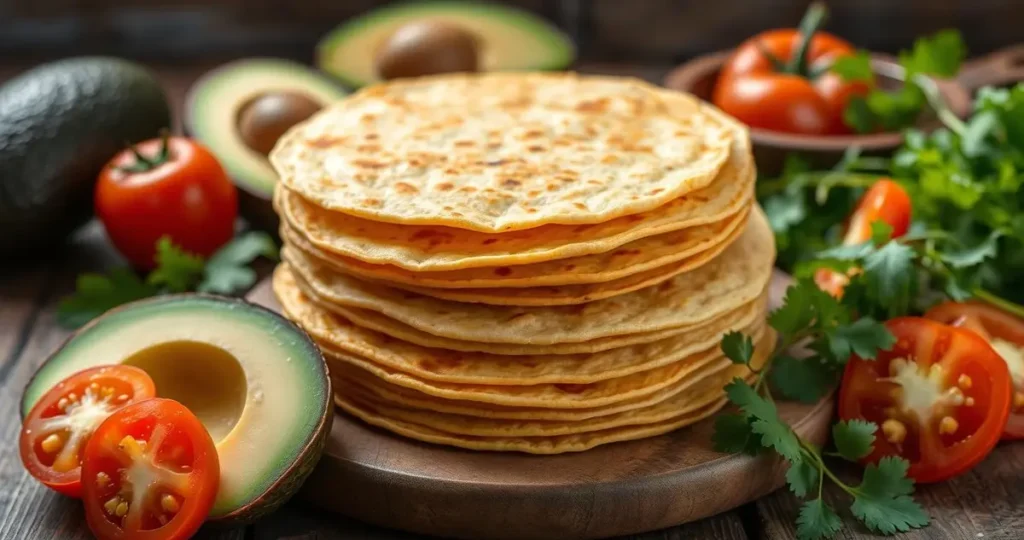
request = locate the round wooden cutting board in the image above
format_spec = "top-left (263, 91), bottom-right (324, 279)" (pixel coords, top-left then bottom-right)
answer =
top-left (246, 270), bottom-right (834, 540)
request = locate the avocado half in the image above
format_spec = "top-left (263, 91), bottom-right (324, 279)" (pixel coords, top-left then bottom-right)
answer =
top-left (0, 57), bottom-right (170, 261)
top-left (21, 294), bottom-right (332, 524)
top-left (318, 1), bottom-right (576, 88)
top-left (184, 59), bottom-right (347, 232)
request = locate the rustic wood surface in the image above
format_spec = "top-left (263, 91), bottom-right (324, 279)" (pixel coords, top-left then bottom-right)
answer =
top-left (1, 63), bottom-right (1022, 539)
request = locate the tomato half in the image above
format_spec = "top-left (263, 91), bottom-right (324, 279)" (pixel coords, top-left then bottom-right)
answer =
top-left (95, 135), bottom-right (238, 269)
top-left (815, 179), bottom-right (912, 296)
top-left (925, 301), bottom-right (1024, 439)
top-left (839, 317), bottom-right (1011, 483)
top-left (19, 366), bottom-right (156, 497)
top-left (712, 4), bottom-right (870, 134)
top-left (82, 399), bottom-right (219, 540)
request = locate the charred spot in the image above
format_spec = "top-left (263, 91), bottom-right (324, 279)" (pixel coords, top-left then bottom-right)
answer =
top-left (411, 229), bottom-right (453, 242)
top-left (613, 249), bottom-right (642, 256)
top-left (482, 238), bottom-right (499, 245)
top-left (563, 264), bottom-right (577, 271)
top-left (555, 383), bottom-right (591, 394)
top-left (494, 267), bottom-right (513, 277)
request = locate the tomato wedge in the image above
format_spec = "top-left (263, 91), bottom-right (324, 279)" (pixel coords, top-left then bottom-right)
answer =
top-left (925, 301), bottom-right (1024, 439)
top-left (838, 317), bottom-right (1011, 483)
top-left (81, 398), bottom-right (218, 540)
top-left (815, 179), bottom-right (912, 296)
top-left (20, 365), bottom-right (156, 497)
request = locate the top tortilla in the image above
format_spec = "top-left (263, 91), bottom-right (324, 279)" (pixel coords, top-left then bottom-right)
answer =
top-left (270, 72), bottom-right (741, 232)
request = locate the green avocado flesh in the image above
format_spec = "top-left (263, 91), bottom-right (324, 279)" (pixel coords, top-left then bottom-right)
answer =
top-left (21, 295), bottom-right (330, 520)
top-left (184, 59), bottom-right (347, 201)
top-left (317, 1), bottom-right (576, 88)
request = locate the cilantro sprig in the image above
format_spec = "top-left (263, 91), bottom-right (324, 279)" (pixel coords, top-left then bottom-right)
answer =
top-left (832, 29), bottom-right (967, 133)
top-left (57, 232), bottom-right (278, 328)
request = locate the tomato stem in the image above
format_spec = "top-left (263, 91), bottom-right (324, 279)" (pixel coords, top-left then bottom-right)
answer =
top-left (912, 73), bottom-right (966, 136)
top-left (115, 130), bottom-right (174, 175)
top-left (786, 1), bottom-right (828, 76)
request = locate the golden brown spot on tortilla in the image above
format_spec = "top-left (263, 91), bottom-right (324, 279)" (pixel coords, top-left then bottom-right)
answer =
top-left (527, 145), bottom-right (545, 152)
top-left (453, 140), bottom-right (476, 147)
top-left (501, 178), bottom-right (522, 188)
top-left (648, 188), bottom-right (665, 195)
top-left (555, 383), bottom-right (590, 394)
top-left (575, 98), bottom-right (609, 113)
top-left (353, 159), bottom-right (387, 169)
top-left (436, 182), bottom-right (455, 192)
top-left (395, 182), bottom-right (419, 194)
top-left (563, 264), bottom-right (576, 271)
top-left (362, 198), bottom-right (382, 207)
top-left (307, 136), bottom-right (347, 148)
top-left (573, 202), bottom-right (587, 210)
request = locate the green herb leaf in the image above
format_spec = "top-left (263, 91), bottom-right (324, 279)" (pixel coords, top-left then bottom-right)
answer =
top-left (899, 29), bottom-right (966, 77)
top-left (147, 237), bottom-right (205, 293)
top-left (796, 498), bottom-right (843, 540)
top-left (831, 51), bottom-right (874, 82)
top-left (725, 379), bottom-right (802, 462)
top-left (786, 459), bottom-right (819, 498)
top-left (961, 109), bottom-right (999, 157)
top-left (831, 419), bottom-right (876, 461)
top-left (198, 232), bottom-right (279, 294)
top-left (940, 231), bottom-right (1002, 268)
top-left (851, 457), bottom-right (929, 534)
top-left (861, 241), bottom-right (917, 316)
top-left (721, 331), bottom-right (755, 367)
top-left (712, 413), bottom-right (762, 455)
top-left (870, 221), bottom-right (895, 246)
top-left (843, 96), bottom-right (877, 134)
top-left (770, 355), bottom-right (836, 403)
top-left (57, 269), bottom-right (158, 328)
top-left (827, 318), bottom-right (896, 362)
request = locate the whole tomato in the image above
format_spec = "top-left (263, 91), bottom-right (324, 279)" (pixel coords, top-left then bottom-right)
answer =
top-left (712, 2), bottom-right (870, 135)
top-left (95, 135), bottom-right (238, 269)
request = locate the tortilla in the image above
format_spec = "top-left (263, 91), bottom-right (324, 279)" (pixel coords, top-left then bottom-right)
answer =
top-left (278, 205), bottom-right (748, 289)
top-left (284, 205), bottom-right (774, 345)
top-left (271, 72), bottom-right (738, 232)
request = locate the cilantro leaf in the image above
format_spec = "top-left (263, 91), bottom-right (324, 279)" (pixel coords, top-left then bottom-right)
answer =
top-left (712, 413), bottom-right (762, 456)
top-left (899, 29), bottom-right (966, 77)
top-left (785, 459), bottom-right (819, 498)
top-left (851, 456), bottom-right (928, 534)
top-left (831, 51), bottom-right (874, 83)
top-left (199, 232), bottom-right (279, 294)
top-left (769, 280), bottom-right (845, 336)
top-left (870, 221), bottom-right (894, 246)
top-left (725, 379), bottom-right (803, 462)
top-left (940, 230), bottom-right (1002, 268)
top-left (796, 498), bottom-right (843, 540)
top-left (843, 96), bottom-right (877, 134)
top-left (815, 241), bottom-right (874, 262)
top-left (831, 419), bottom-right (876, 461)
top-left (861, 241), bottom-right (917, 316)
top-left (961, 109), bottom-right (999, 157)
top-left (770, 355), bottom-right (837, 403)
top-left (721, 331), bottom-right (755, 367)
top-left (147, 237), bottom-right (205, 293)
top-left (827, 318), bottom-right (895, 362)
top-left (57, 269), bottom-right (158, 328)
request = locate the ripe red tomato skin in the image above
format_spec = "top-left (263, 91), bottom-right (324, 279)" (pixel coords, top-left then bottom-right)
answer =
top-left (713, 29), bottom-right (869, 135)
top-left (814, 179), bottom-right (912, 296)
top-left (82, 398), bottom-right (219, 540)
top-left (925, 301), bottom-right (1024, 440)
top-left (95, 137), bottom-right (238, 270)
top-left (19, 365), bottom-right (156, 498)
top-left (838, 317), bottom-right (1011, 483)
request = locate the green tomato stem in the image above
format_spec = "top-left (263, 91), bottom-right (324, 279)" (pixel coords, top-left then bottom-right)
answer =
top-left (786, 1), bottom-right (829, 76)
top-left (912, 72), bottom-right (966, 136)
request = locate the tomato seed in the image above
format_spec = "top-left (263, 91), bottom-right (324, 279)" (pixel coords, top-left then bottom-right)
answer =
top-left (161, 494), bottom-right (180, 513)
top-left (939, 416), bottom-right (959, 435)
top-left (882, 419), bottom-right (907, 444)
top-left (40, 434), bottom-right (63, 453)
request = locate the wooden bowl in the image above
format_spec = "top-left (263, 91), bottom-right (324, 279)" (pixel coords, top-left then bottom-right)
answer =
top-left (664, 51), bottom-right (972, 176)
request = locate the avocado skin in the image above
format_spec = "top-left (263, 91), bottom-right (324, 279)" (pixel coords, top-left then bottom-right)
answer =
top-left (0, 57), bottom-right (171, 260)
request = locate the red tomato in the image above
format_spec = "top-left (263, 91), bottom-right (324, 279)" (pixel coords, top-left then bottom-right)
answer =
top-left (95, 135), bottom-right (238, 270)
top-left (82, 399), bottom-right (219, 540)
top-left (839, 317), bottom-right (1012, 483)
top-left (713, 5), bottom-right (870, 134)
top-left (815, 179), bottom-right (912, 296)
top-left (925, 301), bottom-right (1024, 439)
top-left (19, 366), bottom-right (156, 497)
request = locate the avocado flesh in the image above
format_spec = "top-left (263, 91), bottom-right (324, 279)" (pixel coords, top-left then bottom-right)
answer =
top-left (184, 59), bottom-right (346, 230)
top-left (318, 1), bottom-right (575, 88)
top-left (21, 295), bottom-right (330, 521)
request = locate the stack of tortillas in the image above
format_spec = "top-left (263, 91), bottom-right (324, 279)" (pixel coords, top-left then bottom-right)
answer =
top-left (268, 73), bottom-right (775, 454)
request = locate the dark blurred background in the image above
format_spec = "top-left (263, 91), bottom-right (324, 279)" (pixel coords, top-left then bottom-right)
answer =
top-left (2, 0), bottom-right (1021, 64)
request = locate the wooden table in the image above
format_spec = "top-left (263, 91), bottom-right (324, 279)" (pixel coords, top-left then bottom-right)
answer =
top-left (2, 63), bottom-right (1023, 540)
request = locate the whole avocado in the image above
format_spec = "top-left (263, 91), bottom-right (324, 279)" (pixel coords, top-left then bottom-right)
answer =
top-left (0, 57), bottom-right (171, 260)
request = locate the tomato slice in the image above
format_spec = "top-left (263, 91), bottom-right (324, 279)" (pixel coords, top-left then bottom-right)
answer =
top-left (838, 317), bottom-right (1011, 483)
top-left (19, 365), bottom-right (156, 497)
top-left (925, 301), bottom-right (1024, 439)
top-left (81, 398), bottom-right (219, 540)
top-left (815, 179), bottom-right (912, 296)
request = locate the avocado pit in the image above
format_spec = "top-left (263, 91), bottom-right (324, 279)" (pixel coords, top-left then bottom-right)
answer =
top-left (375, 20), bottom-right (480, 80)
top-left (237, 91), bottom-right (322, 156)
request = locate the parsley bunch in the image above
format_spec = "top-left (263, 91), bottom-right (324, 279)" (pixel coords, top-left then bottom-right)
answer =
top-left (57, 232), bottom-right (278, 328)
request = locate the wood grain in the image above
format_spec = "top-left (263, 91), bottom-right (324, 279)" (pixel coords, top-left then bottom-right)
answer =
top-left (245, 271), bottom-right (832, 540)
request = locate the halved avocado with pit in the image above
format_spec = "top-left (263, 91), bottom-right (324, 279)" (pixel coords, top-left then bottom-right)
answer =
top-left (184, 59), bottom-right (347, 232)
top-left (21, 295), bottom-right (332, 524)
top-left (318, 1), bottom-right (575, 88)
